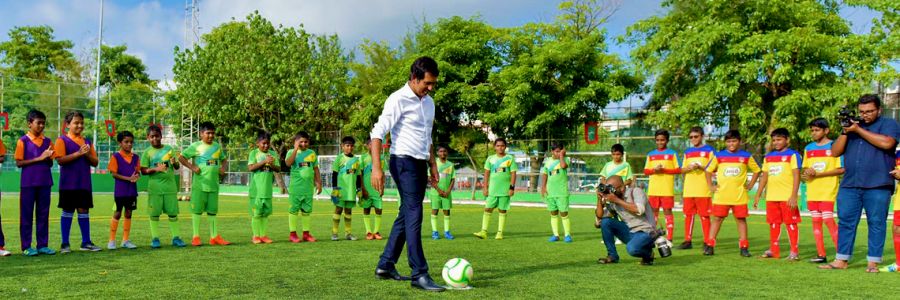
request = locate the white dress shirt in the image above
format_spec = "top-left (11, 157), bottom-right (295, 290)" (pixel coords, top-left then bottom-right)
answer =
top-left (369, 83), bottom-right (435, 160)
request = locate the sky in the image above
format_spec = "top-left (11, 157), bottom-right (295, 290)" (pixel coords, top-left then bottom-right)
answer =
top-left (0, 0), bottom-right (882, 90)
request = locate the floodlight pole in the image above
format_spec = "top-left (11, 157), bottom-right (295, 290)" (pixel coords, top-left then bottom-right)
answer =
top-left (93, 0), bottom-right (104, 151)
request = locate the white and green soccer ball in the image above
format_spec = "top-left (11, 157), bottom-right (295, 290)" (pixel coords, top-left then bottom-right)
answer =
top-left (442, 258), bottom-right (473, 289)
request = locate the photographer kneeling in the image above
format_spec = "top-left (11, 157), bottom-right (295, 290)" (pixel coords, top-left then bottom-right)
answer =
top-left (596, 175), bottom-right (666, 265)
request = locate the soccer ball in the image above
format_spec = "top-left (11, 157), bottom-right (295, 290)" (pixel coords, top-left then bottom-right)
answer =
top-left (442, 258), bottom-right (473, 289)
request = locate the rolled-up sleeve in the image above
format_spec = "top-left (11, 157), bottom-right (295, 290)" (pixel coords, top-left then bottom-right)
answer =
top-left (630, 187), bottom-right (648, 216)
top-left (370, 95), bottom-right (401, 142)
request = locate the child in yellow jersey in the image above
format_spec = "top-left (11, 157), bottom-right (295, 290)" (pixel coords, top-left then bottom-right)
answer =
top-left (704, 130), bottom-right (760, 257)
top-left (754, 128), bottom-right (802, 260)
top-left (643, 129), bottom-right (680, 241)
top-left (803, 118), bottom-right (844, 263)
top-left (679, 126), bottom-right (715, 250)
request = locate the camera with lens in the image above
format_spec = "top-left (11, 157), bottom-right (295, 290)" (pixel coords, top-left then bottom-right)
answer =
top-left (838, 105), bottom-right (861, 128)
top-left (654, 229), bottom-right (673, 258)
top-left (597, 183), bottom-right (615, 194)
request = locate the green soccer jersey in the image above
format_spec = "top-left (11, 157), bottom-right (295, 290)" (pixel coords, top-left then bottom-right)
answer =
top-left (600, 161), bottom-right (633, 181)
top-left (182, 141), bottom-right (225, 192)
top-left (248, 148), bottom-right (280, 199)
top-left (361, 153), bottom-right (386, 197)
top-left (287, 149), bottom-right (317, 196)
top-left (484, 154), bottom-right (517, 197)
top-left (332, 154), bottom-right (361, 201)
top-left (436, 158), bottom-right (455, 192)
top-left (141, 145), bottom-right (178, 195)
top-left (542, 157), bottom-right (570, 197)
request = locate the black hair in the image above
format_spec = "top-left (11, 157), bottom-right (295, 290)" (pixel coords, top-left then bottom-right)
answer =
top-left (611, 143), bottom-right (625, 154)
top-left (64, 111), bottom-right (84, 124)
top-left (770, 128), bottom-right (789, 139)
top-left (858, 94), bottom-right (881, 109)
top-left (808, 118), bottom-right (829, 129)
top-left (147, 124), bottom-right (162, 136)
top-left (437, 144), bottom-right (450, 151)
top-left (294, 131), bottom-right (310, 141)
top-left (493, 138), bottom-right (507, 146)
top-left (116, 131), bottom-right (134, 143)
top-left (410, 56), bottom-right (439, 80)
top-left (724, 129), bottom-right (741, 140)
top-left (341, 136), bottom-right (356, 145)
top-left (26, 109), bottom-right (46, 123)
top-left (550, 142), bottom-right (564, 151)
top-left (689, 126), bottom-right (704, 135)
top-left (654, 129), bottom-right (670, 141)
top-left (257, 131), bottom-right (271, 142)
top-left (199, 121), bottom-right (215, 132)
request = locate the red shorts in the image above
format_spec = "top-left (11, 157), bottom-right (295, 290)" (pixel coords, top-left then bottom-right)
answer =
top-left (649, 196), bottom-right (674, 210)
top-left (765, 201), bottom-right (801, 224)
top-left (683, 197), bottom-right (711, 216)
top-left (894, 210), bottom-right (900, 227)
top-left (711, 204), bottom-right (749, 218)
top-left (806, 201), bottom-right (835, 212)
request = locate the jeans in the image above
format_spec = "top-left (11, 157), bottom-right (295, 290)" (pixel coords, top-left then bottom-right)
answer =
top-left (377, 155), bottom-right (429, 279)
top-left (835, 186), bottom-right (892, 263)
top-left (600, 217), bottom-right (655, 260)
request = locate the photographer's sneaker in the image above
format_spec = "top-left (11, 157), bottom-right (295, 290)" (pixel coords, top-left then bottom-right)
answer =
top-left (432, 231), bottom-right (440, 240)
top-left (563, 235), bottom-right (573, 243)
top-left (677, 241), bottom-right (692, 250)
top-left (703, 245), bottom-right (714, 256)
top-left (548, 235), bottom-right (560, 242)
top-left (107, 241), bottom-right (117, 250)
top-left (473, 230), bottom-right (488, 239)
top-left (879, 263), bottom-right (898, 273)
top-left (740, 247), bottom-right (751, 257)
top-left (809, 255), bottom-right (827, 263)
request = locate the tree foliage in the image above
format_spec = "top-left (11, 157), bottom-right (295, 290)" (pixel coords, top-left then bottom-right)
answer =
top-left (173, 12), bottom-right (352, 154)
top-left (0, 26), bottom-right (82, 81)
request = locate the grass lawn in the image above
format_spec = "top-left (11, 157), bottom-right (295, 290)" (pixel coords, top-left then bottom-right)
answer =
top-left (0, 193), bottom-right (895, 298)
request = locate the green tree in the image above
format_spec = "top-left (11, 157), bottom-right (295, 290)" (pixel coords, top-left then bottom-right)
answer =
top-left (847, 0), bottom-right (900, 83)
top-left (625, 0), bottom-right (874, 148)
top-left (173, 12), bottom-right (352, 157)
top-left (99, 44), bottom-right (153, 87)
top-left (0, 26), bottom-right (82, 81)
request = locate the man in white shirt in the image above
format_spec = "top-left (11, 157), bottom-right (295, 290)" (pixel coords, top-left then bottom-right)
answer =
top-left (371, 57), bottom-right (444, 292)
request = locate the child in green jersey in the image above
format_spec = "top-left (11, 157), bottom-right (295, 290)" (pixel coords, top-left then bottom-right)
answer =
top-left (474, 138), bottom-right (517, 240)
top-left (141, 125), bottom-right (185, 248)
top-left (360, 138), bottom-right (386, 240)
top-left (330, 136), bottom-right (367, 241)
top-left (247, 132), bottom-right (280, 244)
top-left (285, 131), bottom-right (321, 243)
top-left (429, 145), bottom-right (455, 240)
top-left (178, 122), bottom-right (230, 247)
top-left (600, 144), bottom-right (633, 186)
top-left (541, 143), bottom-right (572, 243)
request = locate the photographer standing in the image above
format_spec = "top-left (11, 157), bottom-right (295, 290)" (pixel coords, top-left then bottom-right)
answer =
top-left (595, 175), bottom-right (662, 265)
top-left (821, 94), bottom-right (900, 272)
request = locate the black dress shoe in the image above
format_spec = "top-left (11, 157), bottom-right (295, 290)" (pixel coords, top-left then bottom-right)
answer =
top-left (375, 268), bottom-right (410, 281)
top-left (411, 275), bottom-right (446, 292)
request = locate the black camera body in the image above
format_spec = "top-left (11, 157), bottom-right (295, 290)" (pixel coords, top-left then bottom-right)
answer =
top-left (838, 105), bottom-right (862, 127)
top-left (597, 184), bottom-right (615, 194)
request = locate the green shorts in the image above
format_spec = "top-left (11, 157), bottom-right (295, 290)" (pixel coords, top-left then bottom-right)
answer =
top-left (252, 197), bottom-right (273, 217)
top-left (359, 195), bottom-right (383, 209)
top-left (289, 193), bottom-right (314, 214)
top-left (430, 193), bottom-right (452, 210)
top-left (485, 196), bottom-right (511, 211)
top-left (335, 200), bottom-right (356, 209)
top-left (545, 196), bottom-right (570, 212)
top-left (148, 193), bottom-right (179, 217)
top-left (190, 190), bottom-right (219, 215)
